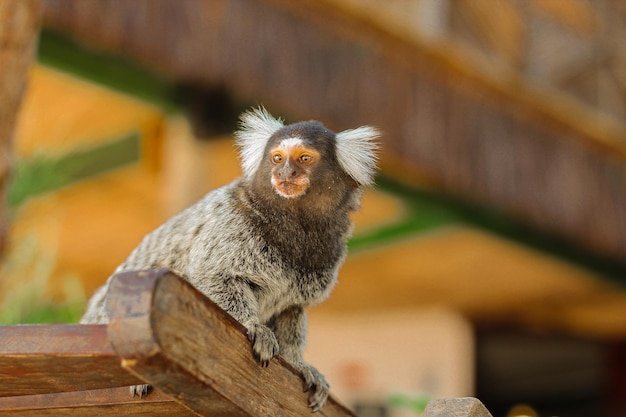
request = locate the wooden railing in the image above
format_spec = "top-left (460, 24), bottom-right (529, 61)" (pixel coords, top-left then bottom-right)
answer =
top-left (0, 269), bottom-right (491, 416)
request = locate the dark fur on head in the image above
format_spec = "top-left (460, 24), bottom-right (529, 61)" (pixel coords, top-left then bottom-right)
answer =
top-left (250, 121), bottom-right (356, 215)
top-left (235, 107), bottom-right (379, 189)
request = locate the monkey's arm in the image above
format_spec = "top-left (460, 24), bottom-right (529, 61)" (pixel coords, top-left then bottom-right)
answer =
top-left (268, 306), bottom-right (329, 412)
top-left (208, 275), bottom-right (279, 366)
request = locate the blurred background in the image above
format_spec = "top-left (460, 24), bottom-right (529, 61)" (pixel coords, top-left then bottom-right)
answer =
top-left (1, 0), bottom-right (626, 416)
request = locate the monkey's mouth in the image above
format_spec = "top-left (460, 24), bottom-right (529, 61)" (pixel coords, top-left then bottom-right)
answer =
top-left (272, 178), bottom-right (309, 199)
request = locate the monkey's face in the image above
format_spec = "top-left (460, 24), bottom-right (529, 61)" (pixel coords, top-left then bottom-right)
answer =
top-left (237, 108), bottom-right (379, 211)
top-left (269, 138), bottom-right (321, 199)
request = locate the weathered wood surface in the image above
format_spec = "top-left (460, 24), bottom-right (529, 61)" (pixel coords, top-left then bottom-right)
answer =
top-left (423, 397), bottom-right (493, 417)
top-left (106, 268), bottom-right (356, 417)
top-left (0, 269), bottom-right (495, 416)
top-left (0, 324), bottom-right (140, 396)
top-left (0, 269), bottom-right (356, 416)
top-left (0, 324), bottom-right (193, 416)
top-left (0, 387), bottom-right (192, 417)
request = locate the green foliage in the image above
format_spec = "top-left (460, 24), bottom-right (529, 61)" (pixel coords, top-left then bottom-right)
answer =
top-left (0, 30), bottom-right (161, 325)
top-left (3, 135), bottom-right (137, 323)
top-left (388, 392), bottom-right (430, 414)
top-left (0, 234), bottom-right (85, 325)
top-left (8, 155), bottom-right (72, 209)
top-left (11, 303), bottom-right (83, 324)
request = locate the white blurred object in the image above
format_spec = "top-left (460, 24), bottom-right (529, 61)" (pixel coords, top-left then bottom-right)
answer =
top-left (306, 308), bottom-right (474, 416)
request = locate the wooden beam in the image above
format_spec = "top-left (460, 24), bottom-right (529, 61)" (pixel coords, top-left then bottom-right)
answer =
top-left (106, 269), bottom-right (356, 417)
top-left (0, 324), bottom-right (140, 396)
top-left (0, 387), bottom-right (193, 417)
top-left (423, 397), bottom-right (493, 417)
top-left (0, 323), bottom-right (191, 415)
top-left (0, 271), bottom-right (492, 416)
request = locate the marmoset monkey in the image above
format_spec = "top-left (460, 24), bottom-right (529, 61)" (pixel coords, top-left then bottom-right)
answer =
top-left (81, 107), bottom-right (379, 412)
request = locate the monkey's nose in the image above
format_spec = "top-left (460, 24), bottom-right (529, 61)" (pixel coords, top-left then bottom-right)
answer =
top-left (278, 165), bottom-right (298, 179)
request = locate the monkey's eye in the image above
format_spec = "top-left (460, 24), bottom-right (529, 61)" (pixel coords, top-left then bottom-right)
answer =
top-left (272, 154), bottom-right (284, 164)
top-left (299, 155), bottom-right (314, 164)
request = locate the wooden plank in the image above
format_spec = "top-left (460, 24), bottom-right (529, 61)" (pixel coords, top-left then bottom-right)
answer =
top-left (423, 397), bottom-right (493, 417)
top-left (0, 387), bottom-right (194, 417)
top-left (106, 269), bottom-right (356, 417)
top-left (0, 324), bottom-right (140, 396)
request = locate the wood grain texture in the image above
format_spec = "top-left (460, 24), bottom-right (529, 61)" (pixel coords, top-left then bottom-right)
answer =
top-left (0, 324), bottom-right (140, 396)
top-left (423, 397), bottom-right (493, 417)
top-left (0, 387), bottom-right (194, 417)
top-left (106, 269), bottom-right (356, 417)
top-left (0, 270), bottom-right (493, 416)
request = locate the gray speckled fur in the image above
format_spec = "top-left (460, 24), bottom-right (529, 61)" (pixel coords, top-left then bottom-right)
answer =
top-left (81, 107), bottom-right (379, 411)
top-left (82, 182), bottom-right (342, 325)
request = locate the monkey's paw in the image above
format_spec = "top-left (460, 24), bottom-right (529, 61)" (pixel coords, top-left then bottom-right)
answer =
top-left (247, 323), bottom-right (279, 367)
top-left (130, 384), bottom-right (152, 398)
top-left (300, 363), bottom-right (330, 413)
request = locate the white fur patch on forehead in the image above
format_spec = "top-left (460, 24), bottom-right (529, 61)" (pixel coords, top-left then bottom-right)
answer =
top-left (234, 106), bottom-right (284, 179)
top-left (274, 137), bottom-right (305, 151)
top-left (336, 126), bottom-right (380, 186)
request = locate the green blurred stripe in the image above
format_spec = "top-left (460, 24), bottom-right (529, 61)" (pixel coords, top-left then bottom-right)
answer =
top-left (38, 29), bottom-right (179, 112)
top-left (9, 133), bottom-right (140, 207)
top-left (350, 176), bottom-right (626, 281)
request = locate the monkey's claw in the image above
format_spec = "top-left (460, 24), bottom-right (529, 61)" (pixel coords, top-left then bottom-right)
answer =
top-left (130, 384), bottom-right (152, 398)
top-left (301, 364), bottom-right (330, 412)
top-left (247, 323), bottom-right (279, 366)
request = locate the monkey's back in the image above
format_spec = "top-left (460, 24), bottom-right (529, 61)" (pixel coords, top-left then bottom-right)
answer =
top-left (118, 182), bottom-right (264, 283)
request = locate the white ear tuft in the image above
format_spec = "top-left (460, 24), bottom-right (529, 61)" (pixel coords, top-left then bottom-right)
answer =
top-left (336, 126), bottom-right (380, 186)
top-left (234, 106), bottom-right (284, 179)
